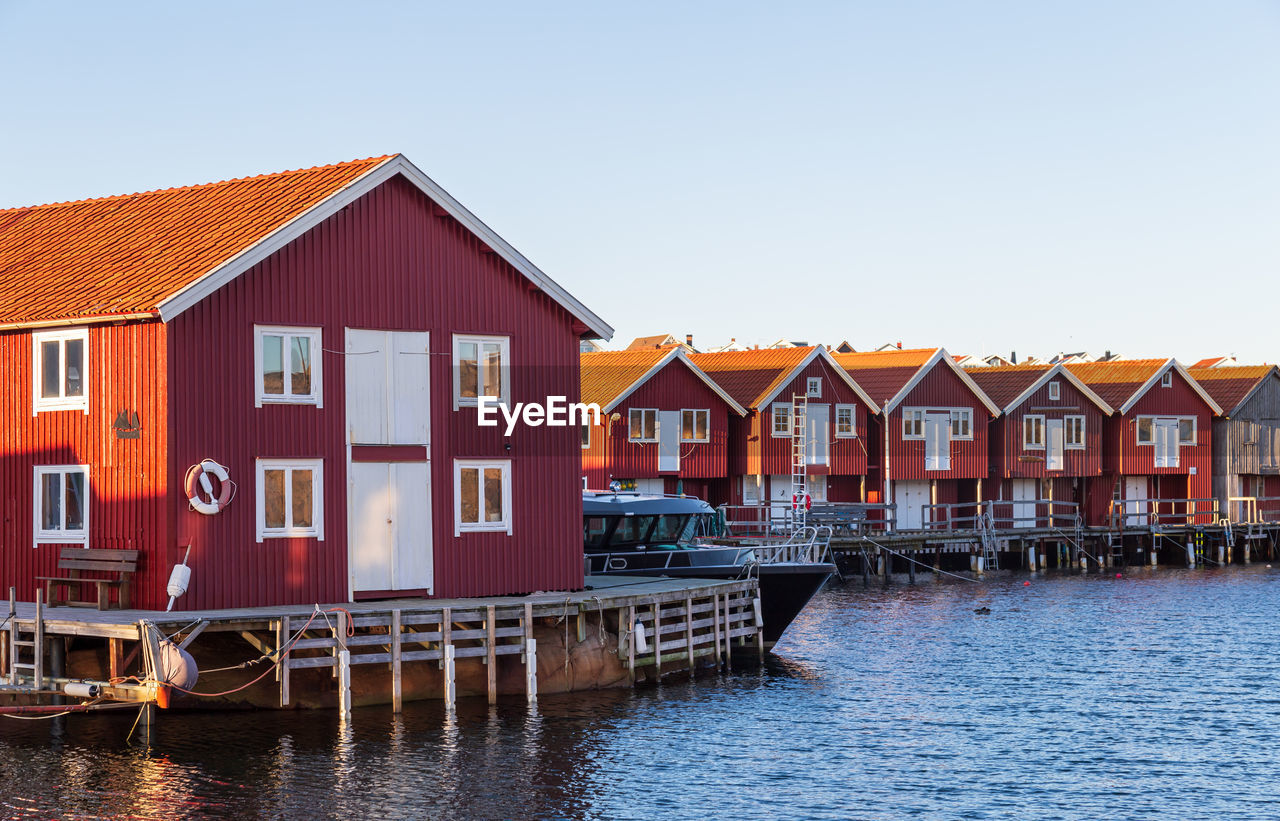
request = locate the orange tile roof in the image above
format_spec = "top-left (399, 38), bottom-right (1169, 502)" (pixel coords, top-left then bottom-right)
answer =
top-left (1064, 359), bottom-right (1167, 409)
top-left (1191, 357), bottom-right (1232, 369)
top-left (1187, 365), bottom-right (1275, 414)
top-left (580, 349), bottom-right (671, 408)
top-left (687, 347), bottom-right (814, 409)
top-left (626, 334), bottom-right (678, 351)
top-left (0, 156), bottom-right (393, 324)
top-left (832, 348), bottom-right (936, 407)
top-left (965, 364), bottom-right (1053, 409)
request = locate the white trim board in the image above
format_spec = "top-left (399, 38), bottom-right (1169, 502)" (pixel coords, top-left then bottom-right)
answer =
top-left (602, 349), bottom-right (750, 416)
top-left (156, 154), bottom-right (614, 340)
top-left (999, 364), bottom-right (1114, 416)
top-left (878, 348), bottom-right (1001, 417)
top-left (755, 347), bottom-right (881, 414)
top-left (1116, 359), bottom-right (1223, 416)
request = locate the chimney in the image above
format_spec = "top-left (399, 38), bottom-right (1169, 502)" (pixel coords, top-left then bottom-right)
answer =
top-left (686, 334), bottom-right (694, 347)
top-left (1011, 351), bottom-right (1017, 364)
top-left (1105, 350), bottom-right (1111, 360)
top-left (896, 341), bottom-right (902, 349)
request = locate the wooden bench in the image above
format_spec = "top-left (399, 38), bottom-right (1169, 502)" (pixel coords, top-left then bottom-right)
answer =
top-left (36, 547), bottom-right (140, 610)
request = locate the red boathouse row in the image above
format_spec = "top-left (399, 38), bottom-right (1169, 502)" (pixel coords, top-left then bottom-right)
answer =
top-left (0, 155), bottom-right (612, 610)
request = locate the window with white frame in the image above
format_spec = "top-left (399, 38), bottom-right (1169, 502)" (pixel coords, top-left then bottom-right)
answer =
top-left (807, 377), bottom-right (822, 397)
top-left (255, 326), bottom-right (322, 407)
top-left (581, 421), bottom-right (591, 449)
top-left (950, 409), bottom-right (973, 439)
top-left (455, 459), bottom-right (511, 534)
top-left (902, 408), bottom-right (924, 439)
top-left (1160, 372), bottom-right (1173, 388)
top-left (32, 328), bottom-right (89, 414)
top-left (1048, 381), bottom-right (1061, 401)
top-left (255, 459), bottom-right (324, 541)
top-left (629, 408), bottom-right (657, 442)
top-left (1024, 415), bottom-right (1045, 449)
top-left (453, 335), bottom-right (510, 407)
top-left (772, 404), bottom-right (792, 437)
top-left (835, 405), bottom-right (856, 437)
top-left (1178, 417), bottom-right (1196, 444)
top-left (33, 465), bottom-right (89, 545)
top-left (681, 409), bottom-right (710, 442)
top-left (1065, 415), bottom-right (1086, 449)
top-left (1136, 416), bottom-right (1154, 444)
top-left (1135, 415), bottom-right (1196, 445)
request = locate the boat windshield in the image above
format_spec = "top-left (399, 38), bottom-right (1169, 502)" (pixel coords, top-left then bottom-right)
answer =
top-left (651, 514), bottom-right (692, 544)
top-left (612, 516), bottom-right (653, 546)
top-left (584, 517), bottom-right (611, 549)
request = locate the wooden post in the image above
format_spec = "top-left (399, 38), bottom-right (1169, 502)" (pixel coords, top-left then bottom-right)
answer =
top-left (50, 636), bottom-right (65, 706)
top-left (684, 596), bottom-right (695, 674)
top-left (754, 594), bottom-right (765, 657)
top-left (279, 615), bottom-right (291, 707)
top-left (336, 611), bottom-right (350, 720)
top-left (908, 549), bottom-right (916, 583)
top-left (652, 601), bottom-right (661, 678)
top-left (391, 610), bottom-right (402, 714)
top-left (486, 605), bottom-right (497, 705)
top-left (4, 587), bottom-right (13, 684)
top-left (443, 643), bottom-right (456, 710)
top-left (525, 638), bottom-right (537, 702)
top-left (711, 593), bottom-right (722, 667)
top-left (523, 602), bottom-right (534, 658)
top-left (626, 604), bottom-right (636, 684)
top-left (722, 594), bottom-right (732, 666)
top-left (33, 588), bottom-right (44, 691)
top-left (440, 607), bottom-right (452, 670)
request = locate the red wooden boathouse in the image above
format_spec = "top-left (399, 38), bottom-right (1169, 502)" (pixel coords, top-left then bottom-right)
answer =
top-left (688, 346), bottom-right (879, 512)
top-left (0, 155), bottom-right (612, 610)
top-left (1065, 359), bottom-right (1222, 527)
top-left (966, 364), bottom-right (1114, 528)
top-left (579, 348), bottom-right (747, 502)
top-left (833, 348), bottom-right (1000, 530)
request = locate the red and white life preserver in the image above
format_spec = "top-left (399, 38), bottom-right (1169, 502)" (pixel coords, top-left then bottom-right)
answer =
top-left (792, 493), bottom-right (812, 512)
top-left (185, 459), bottom-right (233, 515)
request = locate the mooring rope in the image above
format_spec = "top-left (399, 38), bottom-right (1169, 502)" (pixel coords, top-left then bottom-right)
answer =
top-left (857, 539), bottom-right (982, 584)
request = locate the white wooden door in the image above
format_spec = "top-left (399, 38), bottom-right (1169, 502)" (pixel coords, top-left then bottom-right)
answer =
top-left (1125, 476), bottom-right (1148, 526)
top-left (1012, 478), bottom-right (1038, 528)
top-left (348, 462), bottom-right (433, 592)
top-left (345, 329), bottom-right (432, 594)
top-left (924, 412), bottom-right (951, 471)
top-left (658, 410), bottom-right (680, 472)
top-left (1046, 419), bottom-right (1065, 471)
top-left (807, 404), bottom-right (830, 466)
top-left (1154, 418), bottom-right (1179, 468)
top-left (895, 480), bottom-right (930, 529)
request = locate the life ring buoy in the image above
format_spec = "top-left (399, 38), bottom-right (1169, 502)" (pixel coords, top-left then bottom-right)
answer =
top-left (792, 493), bottom-right (812, 512)
top-left (185, 460), bottom-right (232, 515)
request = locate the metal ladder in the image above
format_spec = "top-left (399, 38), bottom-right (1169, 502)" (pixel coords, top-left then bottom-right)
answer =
top-left (790, 393), bottom-right (809, 532)
top-left (978, 510), bottom-right (999, 571)
top-left (6, 597), bottom-right (43, 689)
top-left (1222, 517), bottom-right (1236, 551)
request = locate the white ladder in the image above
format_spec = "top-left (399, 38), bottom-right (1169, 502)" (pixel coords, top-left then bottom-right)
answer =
top-left (791, 393), bottom-right (809, 531)
top-left (978, 510), bottom-right (999, 571)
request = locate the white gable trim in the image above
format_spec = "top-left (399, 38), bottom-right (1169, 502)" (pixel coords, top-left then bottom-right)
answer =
top-left (603, 350), bottom-right (749, 416)
top-left (882, 349), bottom-right (1001, 417)
top-left (1001, 365), bottom-right (1115, 416)
top-left (755, 347), bottom-right (881, 414)
top-left (1119, 359), bottom-right (1223, 416)
top-left (156, 154), bottom-right (614, 340)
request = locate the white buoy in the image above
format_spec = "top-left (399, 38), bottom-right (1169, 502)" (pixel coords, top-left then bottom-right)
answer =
top-left (633, 620), bottom-right (648, 654)
top-left (166, 544), bottom-right (193, 612)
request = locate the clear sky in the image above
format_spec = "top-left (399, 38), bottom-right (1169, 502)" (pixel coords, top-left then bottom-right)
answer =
top-left (2, 2), bottom-right (1277, 362)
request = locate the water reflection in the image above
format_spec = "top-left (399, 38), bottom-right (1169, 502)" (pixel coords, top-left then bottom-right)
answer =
top-left (4, 568), bottom-right (1280, 819)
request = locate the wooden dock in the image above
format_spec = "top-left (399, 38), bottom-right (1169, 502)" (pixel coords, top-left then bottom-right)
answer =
top-left (0, 575), bottom-right (764, 717)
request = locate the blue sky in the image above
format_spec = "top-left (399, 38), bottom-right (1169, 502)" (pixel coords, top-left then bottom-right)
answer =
top-left (2, 2), bottom-right (1277, 362)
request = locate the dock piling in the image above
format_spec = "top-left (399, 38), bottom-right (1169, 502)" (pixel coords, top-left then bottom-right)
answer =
top-left (443, 643), bottom-right (456, 710)
top-left (391, 609), bottom-right (402, 714)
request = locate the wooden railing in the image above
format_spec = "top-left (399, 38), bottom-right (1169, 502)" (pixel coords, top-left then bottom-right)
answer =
top-left (1107, 498), bottom-right (1219, 528)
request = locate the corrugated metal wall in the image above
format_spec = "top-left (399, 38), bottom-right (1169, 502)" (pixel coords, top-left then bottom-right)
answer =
top-left (598, 358), bottom-right (732, 480)
top-left (887, 364), bottom-right (989, 482)
top-left (755, 358), bottom-right (871, 478)
top-left (1114, 372), bottom-right (1213, 482)
top-left (995, 378), bottom-right (1105, 479)
top-left (0, 321), bottom-right (170, 608)
top-left (167, 175), bottom-right (586, 609)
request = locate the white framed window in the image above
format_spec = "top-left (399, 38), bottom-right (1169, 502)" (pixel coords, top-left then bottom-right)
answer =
top-left (902, 408), bottom-right (924, 439)
top-left (681, 409), bottom-right (710, 443)
top-left (1135, 415), bottom-right (1196, 446)
top-left (950, 409), bottom-right (973, 440)
top-left (1178, 417), bottom-right (1196, 445)
top-left (255, 326), bottom-right (322, 407)
top-left (1024, 415), bottom-right (1045, 449)
top-left (33, 465), bottom-right (89, 546)
top-left (629, 408), bottom-right (658, 442)
top-left (255, 459), bottom-right (324, 542)
top-left (581, 421), bottom-right (591, 449)
top-left (32, 328), bottom-right (89, 414)
top-left (453, 334), bottom-right (510, 408)
top-left (1065, 415), bottom-right (1086, 449)
top-left (1136, 416), bottom-right (1154, 444)
top-left (1048, 381), bottom-right (1061, 401)
top-left (1160, 372), bottom-right (1173, 388)
top-left (455, 459), bottom-right (512, 535)
top-left (772, 404), bottom-right (792, 437)
top-left (807, 377), bottom-right (822, 397)
top-left (835, 405), bottom-right (856, 438)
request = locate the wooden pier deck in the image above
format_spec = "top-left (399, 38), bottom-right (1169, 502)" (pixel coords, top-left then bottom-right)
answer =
top-left (1, 575), bottom-right (764, 716)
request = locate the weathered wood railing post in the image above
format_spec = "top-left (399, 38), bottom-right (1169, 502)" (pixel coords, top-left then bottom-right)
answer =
top-left (390, 609), bottom-right (402, 714)
top-left (279, 615), bottom-right (291, 707)
top-left (336, 610), bottom-right (351, 720)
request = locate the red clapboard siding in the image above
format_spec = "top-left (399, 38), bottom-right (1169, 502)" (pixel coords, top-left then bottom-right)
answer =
top-left (996, 378), bottom-right (1105, 479)
top-left (755, 357), bottom-right (871, 477)
top-left (0, 321), bottom-right (170, 609)
top-left (166, 175), bottom-right (584, 609)
top-left (887, 364), bottom-right (989, 481)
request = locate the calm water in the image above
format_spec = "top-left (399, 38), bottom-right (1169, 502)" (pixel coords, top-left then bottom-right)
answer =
top-left (5, 566), bottom-right (1280, 820)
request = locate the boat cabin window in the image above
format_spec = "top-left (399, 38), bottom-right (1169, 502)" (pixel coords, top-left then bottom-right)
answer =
top-left (584, 516), bottom-right (611, 548)
top-left (612, 515), bottom-right (653, 545)
top-left (651, 514), bottom-right (691, 544)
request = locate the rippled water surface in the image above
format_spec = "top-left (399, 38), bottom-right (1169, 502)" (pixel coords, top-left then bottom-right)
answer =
top-left (5, 566), bottom-right (1280, 820)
